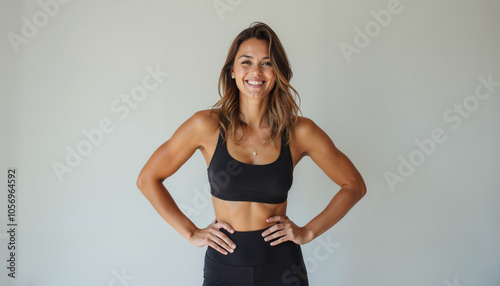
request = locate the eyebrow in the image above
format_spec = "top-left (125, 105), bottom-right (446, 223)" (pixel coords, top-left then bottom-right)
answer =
top-left (238, 55), bottom-right (270, 60)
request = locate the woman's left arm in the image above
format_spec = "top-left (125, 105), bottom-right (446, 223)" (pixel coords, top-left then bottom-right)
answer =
top-left (262, 117), bottom-right (367, 245)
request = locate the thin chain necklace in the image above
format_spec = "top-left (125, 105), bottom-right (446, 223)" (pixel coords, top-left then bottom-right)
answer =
top-left (245, 132), bottom-right (271, 156)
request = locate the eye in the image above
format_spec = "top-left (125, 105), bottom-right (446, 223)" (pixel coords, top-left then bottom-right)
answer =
top-left (241, 60), bottom-right (251, 64)
top-left (263, 62), bottom-right (272, 66)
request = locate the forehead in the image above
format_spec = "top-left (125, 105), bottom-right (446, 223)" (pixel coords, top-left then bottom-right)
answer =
top-left (236, 38), bottom-right (269, 57)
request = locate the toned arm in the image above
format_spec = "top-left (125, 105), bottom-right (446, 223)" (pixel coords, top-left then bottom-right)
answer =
top-left (136, 110), bottom-right (208, 240)
top-left (136, 110), bottom-right (237, 255)
top-left (295, 116), bottom-right (367, 241)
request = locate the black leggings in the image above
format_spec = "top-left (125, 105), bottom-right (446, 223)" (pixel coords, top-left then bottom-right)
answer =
top-left (202, 227), bottom-right (309, 286)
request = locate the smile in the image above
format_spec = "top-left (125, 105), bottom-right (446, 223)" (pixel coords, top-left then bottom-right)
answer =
top-left (246, 80), bottom-right (265, 88)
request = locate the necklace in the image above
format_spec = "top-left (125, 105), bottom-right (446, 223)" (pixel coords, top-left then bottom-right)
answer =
top-left (245, 133), bottom-right (270, 156)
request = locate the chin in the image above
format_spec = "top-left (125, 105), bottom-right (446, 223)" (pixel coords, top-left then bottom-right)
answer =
top-left (246, 92), bottom-right (269, 99)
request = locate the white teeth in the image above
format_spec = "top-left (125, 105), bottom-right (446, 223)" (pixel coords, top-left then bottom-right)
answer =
top-left (247, 80), bottom-right (263, 85)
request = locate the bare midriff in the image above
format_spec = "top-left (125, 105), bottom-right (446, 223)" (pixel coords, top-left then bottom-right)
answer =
top-left (212, 196), bottom-right (287, 231)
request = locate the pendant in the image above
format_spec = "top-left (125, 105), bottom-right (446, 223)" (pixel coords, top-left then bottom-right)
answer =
top-left (253, 151), bottom-right (257, 156)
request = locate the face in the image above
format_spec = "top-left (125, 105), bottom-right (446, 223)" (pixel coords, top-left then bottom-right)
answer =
top-left (231, 38), bottom-right (276, 99)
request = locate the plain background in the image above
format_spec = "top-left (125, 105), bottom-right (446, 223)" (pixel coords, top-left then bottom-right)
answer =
top-left (1, 0), bottom-right (499, 285)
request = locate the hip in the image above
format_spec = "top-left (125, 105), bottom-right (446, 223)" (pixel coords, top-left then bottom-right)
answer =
top-left (203, 227), bottom-right (309, 285)
top-left (206, 227), bottom-right (300, 267)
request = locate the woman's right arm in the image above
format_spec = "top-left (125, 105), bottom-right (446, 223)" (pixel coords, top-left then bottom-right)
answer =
top-left (136, 110), bottom-right (236, 255)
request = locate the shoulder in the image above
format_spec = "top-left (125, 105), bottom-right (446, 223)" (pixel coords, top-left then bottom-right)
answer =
top-left (190, 109), bottom-right (220, 128)
top-left (292, 116), bottom-right (333, 156)
top-left (293, 115), bottom-right (321, 137)
top-left (182, 109), bottom-right (220, 146)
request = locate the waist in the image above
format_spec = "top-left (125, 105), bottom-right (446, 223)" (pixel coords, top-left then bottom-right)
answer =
top-left (206, 227), bottom-right (300, 267)
top-left (212, 197), bottom-right (287, 231)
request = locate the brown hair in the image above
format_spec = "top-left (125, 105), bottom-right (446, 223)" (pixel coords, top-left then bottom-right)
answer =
top-left (209, 21), bottom-right (302, 147)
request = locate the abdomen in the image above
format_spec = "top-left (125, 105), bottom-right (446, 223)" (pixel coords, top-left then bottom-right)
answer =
top-left (212, 197), bottom-right (287, 231)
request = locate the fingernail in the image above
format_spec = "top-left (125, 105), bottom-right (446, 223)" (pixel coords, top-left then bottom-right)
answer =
top-left (232, 244), bottom-right (236, 249)
top-left (229, 249), bottom-right (234, 253)
top-left (224, 251), bottom-right (228, 255)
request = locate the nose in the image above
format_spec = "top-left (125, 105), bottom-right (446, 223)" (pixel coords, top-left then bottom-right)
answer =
top-left (250, 65), bottom-right (263, 75)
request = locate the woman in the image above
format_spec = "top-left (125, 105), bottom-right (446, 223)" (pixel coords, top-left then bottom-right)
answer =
top-left (137, 22), bottom-right (366, 286)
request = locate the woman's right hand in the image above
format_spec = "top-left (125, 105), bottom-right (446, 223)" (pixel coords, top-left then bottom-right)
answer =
top-left (188, 220), bottom-right (237, 255)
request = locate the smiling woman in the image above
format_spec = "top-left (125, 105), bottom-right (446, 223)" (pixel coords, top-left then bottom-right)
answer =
top-left (232, 38), bottom-right (276, 97)
top-left (137, 22), bottom-right (366, 286)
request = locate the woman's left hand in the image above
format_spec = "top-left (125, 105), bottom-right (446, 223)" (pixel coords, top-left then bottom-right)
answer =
top-left (261, 216), bottom-right (314, 246)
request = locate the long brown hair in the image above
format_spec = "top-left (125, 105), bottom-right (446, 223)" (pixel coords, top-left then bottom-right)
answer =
top-left (209, 21), bottom-right (302, 148)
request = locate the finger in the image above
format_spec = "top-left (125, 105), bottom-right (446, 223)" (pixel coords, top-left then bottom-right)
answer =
top-left (263, 229), bottom-right (287, 242)
top-left (214, 221), bottom-right (235, 234)
top-left (210, 228), bottom-right (236, 250)
top-left (261, 222), bottom-right (285, 237)
top-left (210, 233), bottom-right (235, 253)
top-left (266, 216), bottom-right (284, 223)
top-left (207, 240), bottom-right (230, 255)
top-left (270, 235), bottom-right (288, 246)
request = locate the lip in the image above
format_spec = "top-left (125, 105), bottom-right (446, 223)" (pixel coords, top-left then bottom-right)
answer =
top-left (245, 79), bottom-right (265, 88)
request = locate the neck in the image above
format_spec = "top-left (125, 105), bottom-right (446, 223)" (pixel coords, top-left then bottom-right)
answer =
top-left (239, 95), bottom-right (269, 129)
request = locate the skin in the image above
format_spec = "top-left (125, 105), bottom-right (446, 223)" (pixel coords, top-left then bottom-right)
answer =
top-left (136, 38), bottom-right (366, 256)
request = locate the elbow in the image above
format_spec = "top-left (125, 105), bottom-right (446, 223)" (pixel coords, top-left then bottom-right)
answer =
top-left (342, 181), bottom-right (366, 200)
top-left (136, 175), bottom-right (147, 194)
top-left (136, 174), bottom-right (153, 194)
top-left (347, 178), bottom-right (366, 200)
top-left (136, 173), bottom-right (165, 195)
top-left (359, 185), bottom-right (367, 199)
top-left (358, 180), bottom-right (367, 199)
top-left (136, 176), bottom-right (144, 190)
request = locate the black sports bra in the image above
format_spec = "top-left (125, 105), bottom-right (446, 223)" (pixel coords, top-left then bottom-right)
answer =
top-left (207, 128), bottom-right (294, 204)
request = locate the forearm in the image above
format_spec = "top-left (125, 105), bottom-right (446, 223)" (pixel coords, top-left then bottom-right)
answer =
top-left (304, 185), bottom-right (364, 241)
top-left (138, 180), bottom-right (198, 240)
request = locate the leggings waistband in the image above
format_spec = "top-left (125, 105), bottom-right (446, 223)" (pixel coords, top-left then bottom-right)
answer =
top-left (206, 227), bottom-right (299, 267)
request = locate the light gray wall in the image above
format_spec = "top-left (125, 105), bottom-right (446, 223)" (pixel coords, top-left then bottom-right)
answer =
top-left (1, 0), bottom-right (499, 285)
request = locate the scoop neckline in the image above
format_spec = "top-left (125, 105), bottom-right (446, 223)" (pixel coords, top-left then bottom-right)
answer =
top-left (224, 133), bottom-right (283, 167)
